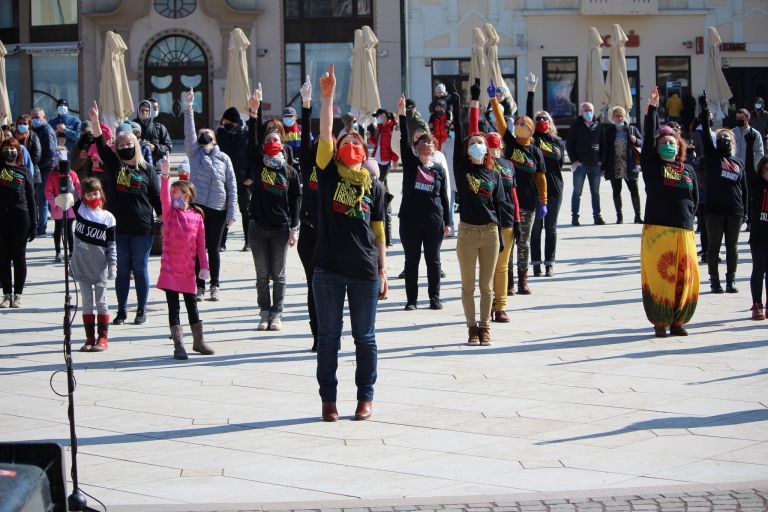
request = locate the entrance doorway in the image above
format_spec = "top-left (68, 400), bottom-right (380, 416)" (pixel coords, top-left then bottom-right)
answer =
top-left (723, 67), bottom-right (768, 128)
top-left (144, 35), bottom-right (208, 139)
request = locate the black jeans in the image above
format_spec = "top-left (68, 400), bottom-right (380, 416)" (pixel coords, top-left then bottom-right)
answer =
top-left (165, 290), bottom-right (200, 327)
top-left (53, 219), bottom-right (74, 255)
top-left (248, 222), bottom-right (290, 315)
top-left (220, 182), bottom-right (251, 247)
top-left (400, 219), bottom-right (444, 304)
top-left (196, 205), bottom-right (228, 288)
top-left (0, 210), bottom-right (30, 295)
top-left (697, 207), bottom-right (709, 255)
top-left (531, 193), bottom-right (562, 266)
top-left (297, 222), bottom-right (318, 335)
top-left (706, 213), bottom-right (742, 278)
top-left (610, 178), bottom-right (642, 220)
top-left (750, 242), bottom-right (768, 304)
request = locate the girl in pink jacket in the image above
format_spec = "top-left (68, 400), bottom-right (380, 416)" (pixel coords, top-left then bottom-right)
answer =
top-left (45, 162), bottom-right (81, 262)
top-left (157, 156), bottom-right (215, 360)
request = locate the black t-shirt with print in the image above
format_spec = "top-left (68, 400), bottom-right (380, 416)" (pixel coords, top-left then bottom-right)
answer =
top-left (642, 159), bottom-right (698, 230)
top-left (314, 161), bottom-right (386, 281)
top-left (493, 157), bottom-right (517, 228)
top-left (454, 161), bottom-right (505, 226)
top-left (700, 155), bottom-right (748, 217)
top-left (502, 136), bottom-right (546, 211)
top-left (249, 161), bottom-right (302, 229)
top-left (533, 133), bottom-right (565, 198)
top-left (0, 165), bottom-right (35, 221)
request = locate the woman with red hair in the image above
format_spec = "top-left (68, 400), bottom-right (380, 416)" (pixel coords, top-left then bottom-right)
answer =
top-left (447, 79), bottom-right (506, 346)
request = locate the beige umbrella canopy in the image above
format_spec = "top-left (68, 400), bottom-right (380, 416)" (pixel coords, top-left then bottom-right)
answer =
top-left (467, 27), bottom-right (491, 104)
top-left (347, 25), bottom-right (380, 116)
top-left (0, 40), bottom-right (10, 126)
top-left (224, 28), bottom-right (252, 114)
top-left (483, 23), bottom-right (516, 116)
top-left (99, 31), bottom-right (133, 125)
top-left (586, 27), bottom-right (607, 114)
top-left (705, 26), bottom-right (733, 119)
top-left (605, 24), bottom-right (633, 114)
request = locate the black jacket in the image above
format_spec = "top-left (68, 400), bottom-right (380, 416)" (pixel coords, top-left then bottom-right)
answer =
top-left (600, 124), bottom-right (643, 180)
top-left (216, 120), bottom-right (252, 186)
top-left (566, 117), bottom-right (602, 166)
top-left (33, 122), bottom-right (57, 172)
top-left (133, 117), bottom-right (173, 164)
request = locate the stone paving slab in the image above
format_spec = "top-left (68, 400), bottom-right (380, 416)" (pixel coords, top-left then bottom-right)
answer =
top-left (2, 169), bottom-right (768, 508)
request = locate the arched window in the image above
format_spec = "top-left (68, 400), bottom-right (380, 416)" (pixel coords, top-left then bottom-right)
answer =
top-left (154, 0), bottom-right (197, 19)
top-left (147, 35), bottom-right (205, 68)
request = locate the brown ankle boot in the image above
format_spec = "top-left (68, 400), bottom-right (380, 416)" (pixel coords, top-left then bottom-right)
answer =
top-left (467, 325), bottom-right (480, 345)
top-left (478, 326), bottom-right (492, 346)
top-left (507, 272), bottom-right (516, 296)
top-left (171, 325), bottom-right (188, 360)
top-left (191, 321), bottom-right (215, 355)
top-left (322, 402), bottom-right (338, 422)
top-left (517, 270), bottom-right (531, 295)
top-left (354, 400), bottom-right (372, 421)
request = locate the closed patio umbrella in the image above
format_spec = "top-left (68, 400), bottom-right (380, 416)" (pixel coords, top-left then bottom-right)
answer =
top-left (605, 24), bottom-right (633, 114)
top-left (704, 26), bottom-right (733, 119)
top-left (0, 40), bottom-right (10, 126)
top-left (99, 31), bottom-right (133, 126)
top-left (586, 27), bottom-right (607, 114)
top-left (224, 28), bottom-right (252, 114)
top-left (467, 27), bottom-right (491, 104)
top-left (483, 23), bottom-right (516, 115)
top-left (348, 25), bottom-right (380, 117)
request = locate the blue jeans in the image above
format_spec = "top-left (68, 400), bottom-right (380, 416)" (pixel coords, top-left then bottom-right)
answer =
top-left (35, 168), bottom-right (50, 235)
top-left (313, 267), bottom-right (379, 403)
top-left (115, 233), bottom-right (153, 312)
top-left (531, 193), bottom-right (562, 265)
top-left (571, 163), bottom-right (602, 218)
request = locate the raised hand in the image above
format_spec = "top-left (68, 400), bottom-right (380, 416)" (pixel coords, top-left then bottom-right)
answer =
top-left (397, 94), bottom-right (406, 115)
top-left (698, 90), bottom-right (708, 110)
top-left (320, 64), bottom-right (335, 98)
top-left (487, 79), bottom-right (497, 100)
top-left (89, 100), bottom-right (99, 122)
top-left (185, 88), bottom-right (194, 108)
top-left (159, 152), bottom-right (171, 178)
top-left (300, 75), bottom-right (312, 103)
top-left (470, 78), bottom-right (481, 101)
top-left (648, 86), bottom-right (660, 108)
top-left (248, 84), bottom-right (262, 113)
top-left (526, 72), bottom-right (539, 92)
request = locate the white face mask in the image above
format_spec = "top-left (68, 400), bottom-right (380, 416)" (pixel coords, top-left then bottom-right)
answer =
top-left (57, 105), bottom-right (68, 116)
top-left (468, 142), bottom-right (487, 161)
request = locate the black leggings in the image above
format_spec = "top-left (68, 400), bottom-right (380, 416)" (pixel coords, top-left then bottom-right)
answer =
top-left (196, 205), bottom-right (228, 288)
top-left (706, 213), bottom-right (742, 278)
top-left (165, 290), bottom-right (200, 327)
top-left (54, 219), bottom-right (74, 255)
top-left (296, 223), bottom-right (318, 335)
top-left (750, 242), bottom-right (768, 304)
top-left (610, 178), bottom-right (641, 219)
top-left (0, 211), bottom-right (31, 295)
top-left (220, 182), bottom-right (252, 247)
top-left (400, 219), bottom-right (444, 303)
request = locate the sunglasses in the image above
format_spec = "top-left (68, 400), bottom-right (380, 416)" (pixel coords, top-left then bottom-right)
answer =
top-left (534, 116), bottom-right (548, 122)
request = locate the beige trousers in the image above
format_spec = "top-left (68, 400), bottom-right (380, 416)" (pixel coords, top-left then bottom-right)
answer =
top-left (456, 222), bottom-right (500, 328)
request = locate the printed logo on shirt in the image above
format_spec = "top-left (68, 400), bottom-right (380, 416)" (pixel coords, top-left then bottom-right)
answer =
top-left (415, 165), bottom-right (436, 193)
top-left (309, 167), bottom-right (319, 191)
top-left (760, 190), bottom-right (768, 222)
top-left (662, 164), bottom-right (693, 190)
top-left (0, 167), bottom-right (24, 191)
top-left (719, 158), bottom-right (741, 181)
top-left (495, 163), bottom-right (515, 190)
top-left (332, 179), bottom-right (372, 220)
top-left (538, 139), bottom-right (562, 161)
top-left (466, 173), bottom-right (494, 206)
top-left (261, 167), bottom-right (288, 196)
top-left (511, 148), bottom-right (536, 174)
top-left (116, 167), bottom-right (144, 194)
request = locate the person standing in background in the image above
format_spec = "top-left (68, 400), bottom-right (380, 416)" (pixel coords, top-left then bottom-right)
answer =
top-left (48, 99), bottom-right (81, 154)
top-left (30, 107), bottom-right (57, 237)
top-left (567, 102), bottom-right (605, 226)
top-left (217, 107), bottom-right (253, 252)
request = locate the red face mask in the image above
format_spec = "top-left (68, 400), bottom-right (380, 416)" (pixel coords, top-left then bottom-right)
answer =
top-left (263, 141), bottom-right (283, 157)
top-left (535, 120), bottom-right (550, 133)
top-left (337, 143), bottom-right (366, 166)
top-left (85, 197), bottom-right (102, 209)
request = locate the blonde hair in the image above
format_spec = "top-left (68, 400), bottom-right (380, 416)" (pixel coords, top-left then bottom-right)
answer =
top-left (715, 129), bottom-right (736, 157)
top-left (611, 106), bottom-right (627, 117)
top-left (534, 110), bottom-right (558, 137)
top-left (115, 131), bottom-right (147, 169)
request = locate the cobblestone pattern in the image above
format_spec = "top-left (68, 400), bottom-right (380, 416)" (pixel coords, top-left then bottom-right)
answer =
top-left (252, 490), bottom-right (768, 512)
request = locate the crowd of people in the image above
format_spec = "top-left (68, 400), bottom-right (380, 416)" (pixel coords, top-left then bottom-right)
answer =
top-left (1, 59), bottom-right (768, 420)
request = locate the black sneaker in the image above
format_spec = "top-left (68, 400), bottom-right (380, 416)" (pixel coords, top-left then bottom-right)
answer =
top-left (404, 303), bottom-right (417, 311)
top-left (113, 309), bottom-right (127, 325)
top-left (398, 270), bottom-right (406, 279)
top-left (429, 297), bottom-right (443, 310)
top-left (440, 270), bottom-right (446, 278)
top-left (134, 309), bottom-right (147, 324)
top-left (54, 253), bottom-right (62, 263)
top-left (571, 216), bottom-right (580, 226)
top-left (594, 216), bottom-right (606, 225)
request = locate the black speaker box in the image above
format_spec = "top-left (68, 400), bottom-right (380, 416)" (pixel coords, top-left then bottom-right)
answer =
top-left (0, 443), bottom-right (67, 512)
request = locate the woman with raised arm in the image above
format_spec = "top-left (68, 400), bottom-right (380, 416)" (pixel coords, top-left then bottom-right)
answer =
top-left (521, 73), bottom-right (565, 278)
top-left (639, 86), bottom-right (699, 338)
top-left (397, 94), bottom-right (452, 311)
top-left (90, 101), bottom-right (161, 325)
top-left (313, 64), bottom-right (388, 422)
top-left (447, 79), bottom-right (506, 346)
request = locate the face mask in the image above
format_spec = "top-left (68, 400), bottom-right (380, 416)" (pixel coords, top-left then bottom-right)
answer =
top-left (263, 140), bottom-right (283, 157)
top-left (117, 146), bottom-right (136, 161)
top-left (583, 111), bottom-right (594, 122)
top-left (377, 116), bottom-right (385, 125)
top-left (2, 149), bottom-right (18, 163)
top-left (736, 119), bottom-right (746, 128)
top-left (171, 197), bottom-right (187, 210)
top-left (514, 125), bottom-right (531, 139)
top-left (32, 118), bottom-right (43, 128)
top-left (152, 108), bottom-right (159, 119)
top-left (139, 112), bottom-right (150, 121)
top-left (436, 110), bottom-right (445, 117)
top-left (337, 143), bottom-right (366, 166)
top-left (85, 197), bottom-right (102, 209)
top-left (227, 123), bottom-right (239, 134)
top-left (282, 117), bottom-right (295, 127)
top-left (756, 103), bottom-right (764, 110)
top-left (467, 142), bottom-right (487, 161)
top-left (197, 132), bottom-right (213, 146)
top-left (57, 106), bottom-right (68, 116)
top-left (658, 143), bottom-right (677, 160)
top-left (535, 120), bottom-right (549, 133)
top-left (352, 122), bottom-right (359, 130)
top-left (614, 121), bottom-right (625, 127)
top-left (448, 131), bottom-right (454, 139)
top-left (716, 138), bottom-right (732, 155)
top-left (488, 112), bottom-right (496, 123)
top-left (16, 124), bottom-right (28, 134)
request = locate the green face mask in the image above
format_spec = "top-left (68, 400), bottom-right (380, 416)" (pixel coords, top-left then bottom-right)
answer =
top-left (658, 143), bottom-right (677, 160)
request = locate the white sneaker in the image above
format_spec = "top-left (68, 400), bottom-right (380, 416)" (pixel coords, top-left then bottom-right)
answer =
top-left (11, 294), bottom-right (22, 308)
top-left (195, 286), bottom-right (205, 302)
top-left (268, 316), bottom-right (282, 331)
top-left (257, 313), bottom-right (270, 331)
top-left (209, 286), bottom-right (220, 302)
top-left (0, 295), bottom-right (11, 308)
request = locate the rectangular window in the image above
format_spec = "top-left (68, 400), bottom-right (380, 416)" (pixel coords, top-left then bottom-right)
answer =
top-left (284, 42), bottom-right (354, 116)
top-left (31, 0), bottom-right (78, 25)
top-left (656, 56), bottom-right (691, 110)
top-left (5, 54), bottom-right (21, 121)
top-left (0, 0), bottom-right (18, 29)
top-left (32, 53), bottom-right (80, 116)
top-left (602, 55), bottom-right (640, 123)
top-left (542, 57), bottom-right (578, 122)
top-left (285, 0), bottom-right (373, 18)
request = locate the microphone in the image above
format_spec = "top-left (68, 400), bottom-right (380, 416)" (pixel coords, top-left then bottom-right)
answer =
top-left (59, 160), bottom-right (70, 195)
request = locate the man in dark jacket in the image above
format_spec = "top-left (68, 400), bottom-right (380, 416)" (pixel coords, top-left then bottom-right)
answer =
top-left (133, 99), bottom-right (172, 164)
top-left (30, 107), bottom-right (57, 236)
top-left (566, 102), bottom-right (605, 225)
top-left (217, 107), bottom-right (252, 251)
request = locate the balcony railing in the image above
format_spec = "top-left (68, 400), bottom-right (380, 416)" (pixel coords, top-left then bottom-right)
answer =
top-left (580, 0), bottom-right (658, 15)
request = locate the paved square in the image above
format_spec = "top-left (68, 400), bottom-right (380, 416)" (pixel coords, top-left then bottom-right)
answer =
top-left (2, 167), bottom-right (767, 509)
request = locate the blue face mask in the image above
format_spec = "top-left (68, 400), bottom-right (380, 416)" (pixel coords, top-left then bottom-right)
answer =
top-left (468, 142), bottom-right (487, 161)
top-left (614, 121), bottom-right (625, 127)
top-left (448, 131), bottom-right (454, 139)
top-left (352, 122), bottom-right (359, 130)
top-left (488, 112), bottom-right (496, 123)
top-left (282, 117), bottom-right (295, 127)
top-left (57, 106), bottom-right (68, 116)
top-left (583, 111), bottom-right (594, 122)
top-left (171, 197), bottom-right (187, 210)
top-left (17, 124), bottom-right (29, 134)
top-left (32, 118), bottom-right (43, 128)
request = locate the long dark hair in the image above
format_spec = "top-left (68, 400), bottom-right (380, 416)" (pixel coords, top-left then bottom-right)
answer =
top-left (0, 137), bottom-right (24, 167)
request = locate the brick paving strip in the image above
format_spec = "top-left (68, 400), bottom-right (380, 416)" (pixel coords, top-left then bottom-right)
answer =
top-left (109, 485), bottom-right (768, 512)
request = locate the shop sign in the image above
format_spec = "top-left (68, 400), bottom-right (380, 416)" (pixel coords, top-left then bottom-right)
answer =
top-left (720, 42), bottom-right (746, 52)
